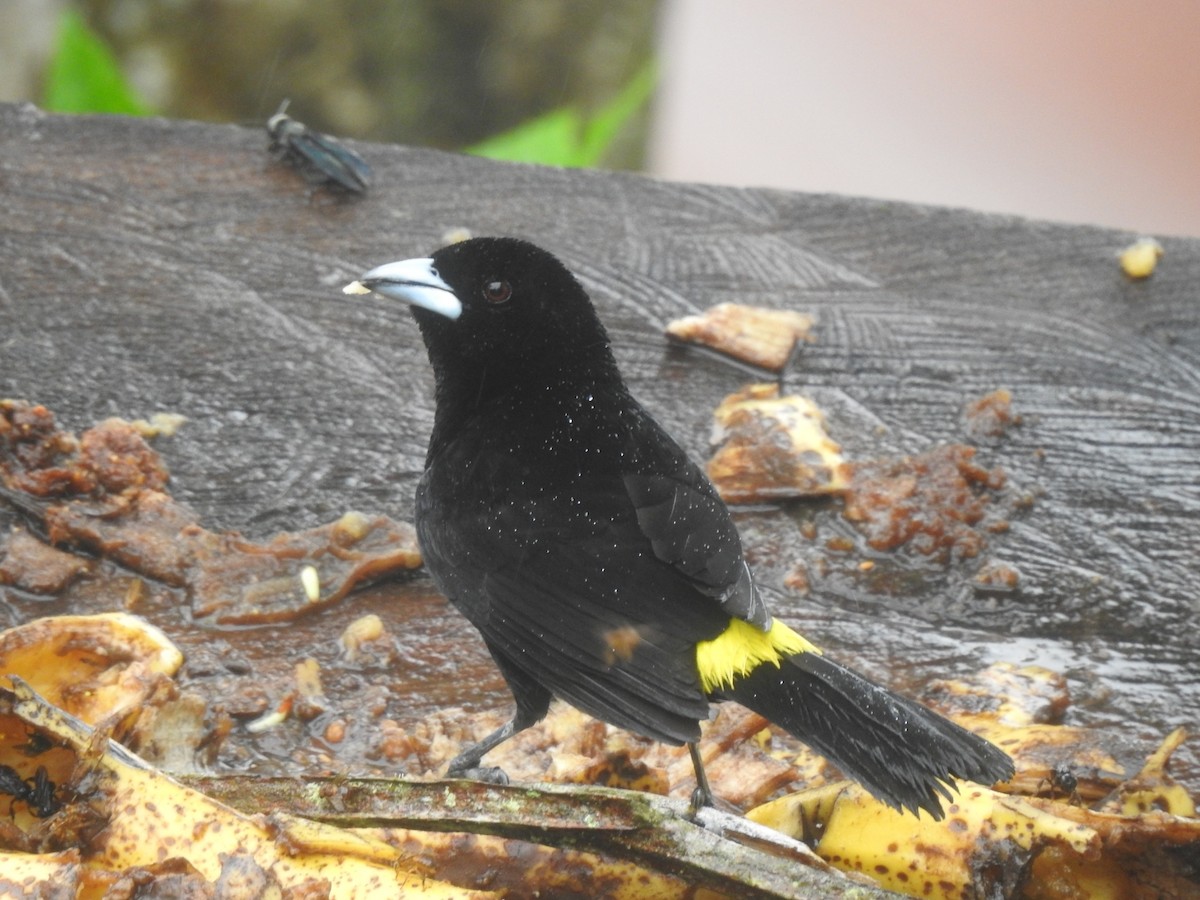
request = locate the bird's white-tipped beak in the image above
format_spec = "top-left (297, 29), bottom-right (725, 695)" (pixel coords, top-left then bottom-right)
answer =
top-left (343, 257), bottom-right (461, 320)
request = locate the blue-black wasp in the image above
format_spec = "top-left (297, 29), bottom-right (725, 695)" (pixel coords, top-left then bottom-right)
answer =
top-left (0, 764), bottom-right (59, 818)
top-left (266, 100), bottom-right (372, 194)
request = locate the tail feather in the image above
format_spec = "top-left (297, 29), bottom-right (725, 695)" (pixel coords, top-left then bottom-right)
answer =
top-left (723, 652), bottom-right (1014, 818)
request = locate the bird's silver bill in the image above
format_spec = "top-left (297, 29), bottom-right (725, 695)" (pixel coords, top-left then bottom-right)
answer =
top-left (343, 257), bottom-right (461, 320)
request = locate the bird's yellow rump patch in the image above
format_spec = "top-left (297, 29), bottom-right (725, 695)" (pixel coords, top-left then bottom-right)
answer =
top-left (696, 618), bottom-right (821, 693)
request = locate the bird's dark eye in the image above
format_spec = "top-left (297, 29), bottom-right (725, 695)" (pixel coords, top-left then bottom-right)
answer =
top-left (482, 279), bottom-right (513, 305)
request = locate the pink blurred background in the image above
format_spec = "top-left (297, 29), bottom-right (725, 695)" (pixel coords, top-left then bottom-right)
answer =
top-left (651, 1), bottom-right (1200, 237)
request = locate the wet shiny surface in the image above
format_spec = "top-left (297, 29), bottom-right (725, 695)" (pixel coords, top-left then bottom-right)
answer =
top-left (1, 103), bottom-right (1196, 791)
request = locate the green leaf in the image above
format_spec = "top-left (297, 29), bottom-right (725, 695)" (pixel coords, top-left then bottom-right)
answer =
top-left (577, 61), bottom-right (657, 167)
top-left (468, 106), bottom-right (587, 167)
top-left (467, 61), bottom-right (656, 168)
top-left (43, 9), bottom-right (149, 115)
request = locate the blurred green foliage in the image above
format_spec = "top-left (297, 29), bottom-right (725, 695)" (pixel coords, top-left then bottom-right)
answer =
top-left (467, 62), bottom-right (656, 167)
top-left (39, 7), bottom-right (652, 170)
top-left (43, 9), bottom-right (149, 115)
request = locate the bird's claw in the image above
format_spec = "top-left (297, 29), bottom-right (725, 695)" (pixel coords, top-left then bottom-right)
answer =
top-left (447, 764), bottom-right (510, 786)
top-left (687, 783), bottom-right (714, 819)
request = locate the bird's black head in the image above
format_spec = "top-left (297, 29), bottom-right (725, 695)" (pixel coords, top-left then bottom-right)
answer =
top-left (350, 237), bottom-right (617, 386)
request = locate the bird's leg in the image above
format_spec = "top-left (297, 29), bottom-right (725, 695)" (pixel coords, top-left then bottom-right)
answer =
top-left (687, 742), bottom-right (715, 814)
top-left (446, 653), bottom-right (552, 786)
top-left (446, 718), bottom-right (520, 784)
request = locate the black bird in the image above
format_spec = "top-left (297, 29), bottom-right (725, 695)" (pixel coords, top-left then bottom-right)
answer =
top-left (346, 237), bottom-right (1013, 818)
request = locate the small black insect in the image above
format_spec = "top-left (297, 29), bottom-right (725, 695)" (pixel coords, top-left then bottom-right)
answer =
top-left (0, 764), bottom-right (59, 818)
top-left (1048, 761), bottom-right (1080, 797)
top-left (1036, 761), bottom-right (1082, 805)
top-left (266, 99), bottom-right (372, 194)
top-left (0, 764), bottom-right (27, 800)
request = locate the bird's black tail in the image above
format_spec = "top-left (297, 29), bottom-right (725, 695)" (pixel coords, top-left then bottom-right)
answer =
top-left (722, 651), bottom-right (1014, 818)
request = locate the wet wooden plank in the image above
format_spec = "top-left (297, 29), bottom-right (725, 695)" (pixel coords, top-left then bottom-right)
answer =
top-left (1, 102), bottom-right (1197, 789)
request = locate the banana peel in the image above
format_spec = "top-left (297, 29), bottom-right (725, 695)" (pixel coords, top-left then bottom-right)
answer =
top-left (377, 828), bottom-right (712, 900)
top-left (1099, 725), bottom-right (1194, 818)
top-left (926, 663), bottom-right (1127, 803)
top-left (0, 679), bottom-right (489, 899)
top-left (748, 728), bottom-right (1200, 900)
top-left (180, 772), bottom-right (868, 900)
top-left (0, 680), bottom-right (875, 900)
top-left (749, 780), bottom-right (1099, 898)
top-left (665, 303), bottom-right (816, 371)
top-left (961, 717), bottom-right (1125, 804)
top-left (0, 612), bottom-right (182, 729)
top-left (752, 663), bottom-right (1199, 898)
top-left (0, 850), bottom-right (84, 894)
top-left (707, 383), bottom-right (848, 503)
top-left (0, 617), bottom-right (878, 898)
top-left (0, 613), bottom-right (1193, 897)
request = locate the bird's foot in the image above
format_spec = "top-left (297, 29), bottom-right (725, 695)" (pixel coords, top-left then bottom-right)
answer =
top-left (446, 763), bottom-right (511, 786)
top-left (687, 786), bottom-right (742, 821)
top-left (687, 783), bottom-right (714, 819)
top-left (686, 742), bottom-right (719, 820)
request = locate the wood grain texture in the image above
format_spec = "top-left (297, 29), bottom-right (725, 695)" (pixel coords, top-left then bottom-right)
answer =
top-left (1, 103), bottom-right (1196, 783)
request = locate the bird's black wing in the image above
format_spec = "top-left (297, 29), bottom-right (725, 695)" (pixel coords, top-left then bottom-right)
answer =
top-left (415, 399), bottom-right (759, 743)
top-left (623, 469), bottom-right (769, 628)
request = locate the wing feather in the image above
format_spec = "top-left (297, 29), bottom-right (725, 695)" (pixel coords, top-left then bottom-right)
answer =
top-left (415, 393), bottom-right (769, 739)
